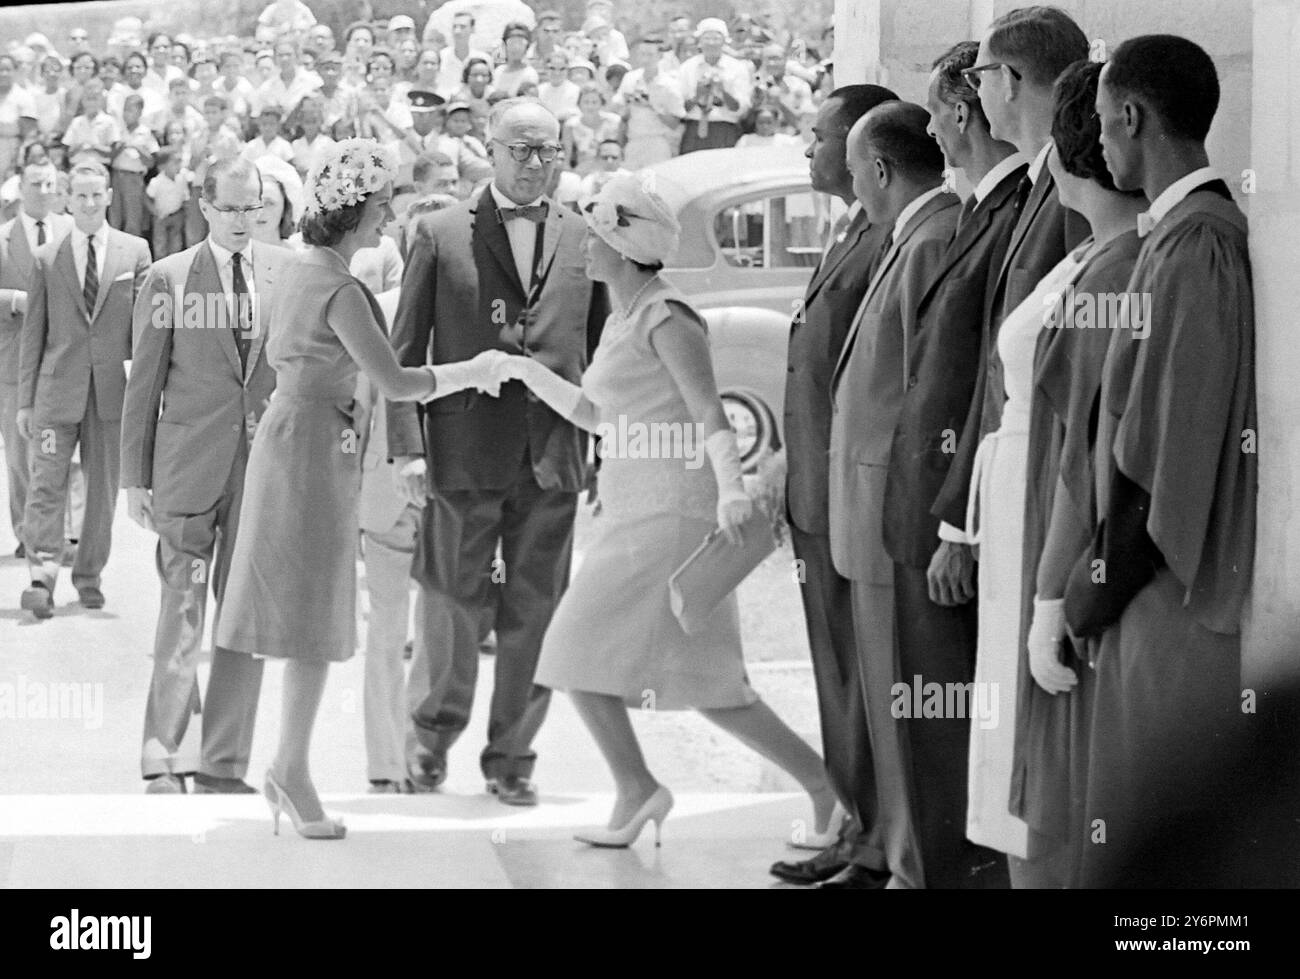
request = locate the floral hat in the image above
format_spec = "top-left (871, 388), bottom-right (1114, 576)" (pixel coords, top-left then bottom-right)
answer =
top-left (579, 170), bottom-right (680, 266)
top-left (303, 138), bottom-right (399, 217)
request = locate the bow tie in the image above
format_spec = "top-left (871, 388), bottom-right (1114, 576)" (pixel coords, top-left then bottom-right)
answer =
top-left (501, 203), bottom-right (549, 223)
top-left (1136, 211), bottom-right (1157, 238)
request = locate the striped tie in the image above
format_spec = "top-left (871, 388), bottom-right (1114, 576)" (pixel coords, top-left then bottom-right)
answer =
top-left (83, 236), bottom-right (99, 316)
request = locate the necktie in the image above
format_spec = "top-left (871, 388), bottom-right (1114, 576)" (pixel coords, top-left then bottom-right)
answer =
top-left (35, 220), bottom-right (45, 247)
top-left (1013, 174), bottom-right (1033, 214)
top-left (866, 229), bottom-right (894, 283)
top-left (955, 195), bottom-right (978, 234)
top-left (231, 252), bottom-right (252, 374)
top-left (501, 203), bottom-right (549, 223)
top-left (83, 235), bottom-right (99, 316)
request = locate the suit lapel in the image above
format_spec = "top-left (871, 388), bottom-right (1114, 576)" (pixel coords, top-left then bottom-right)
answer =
top-left (56, 237), bottom-right (89, 323)
top-left (9, 220), bottom-right (33, 282)
top-left (191, 243), bottom-right (244, 379)
top-left (472, 189), bottom-right (526, 298)
top-left (832, 192), bottom-right (957, 390)
top-left (1002, 169), bottom-right (1053, 280)
top-left (247, 243), bottom-right (274, 381)
top-left (91, 231), bottom-right (123, 323)
top-left (534, 197), bottom-right (562, 292)
top-left (804, 210), bottom-right (869, 310)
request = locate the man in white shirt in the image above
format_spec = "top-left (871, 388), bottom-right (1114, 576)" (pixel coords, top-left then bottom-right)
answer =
top-left (16, 161), bottom-right (152, 618)
top-left (0, 162), bottom-right (72, 555)
top-left (252, 38), bottom-right (322, 118)
top-left (438, 11), bottom-right (491, 97)
top-left (123, 156), bottom-right (296, 793)
top-left (678, 18), bottom-right (751, 152)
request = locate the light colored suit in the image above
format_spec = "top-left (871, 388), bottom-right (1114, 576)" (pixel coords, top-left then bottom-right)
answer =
top-left (0, 213), bottom-right (72, 542)
top-left (122, 238), bottom-right (291, 780)
top-left (828, 188), bottom-right (960, 889)
top-left (19, 225), bottom-right (151, 592)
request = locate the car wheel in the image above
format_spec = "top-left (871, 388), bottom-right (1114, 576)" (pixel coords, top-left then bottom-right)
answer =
top-left (721, 390), bottom-right (773, 470)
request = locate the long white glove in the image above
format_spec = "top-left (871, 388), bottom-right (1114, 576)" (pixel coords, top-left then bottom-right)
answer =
top-left (1027, 596), bottom-right (1079, 695)
top-left (509, 355), bottom-right (585, 419)
top-left (424, 350), bottom-right (505, 402)
top-left (704, 429), bottom-right (753, 545)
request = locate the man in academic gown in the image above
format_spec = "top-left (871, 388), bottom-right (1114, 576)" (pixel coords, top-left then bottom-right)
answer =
top-left (1064, 35), bottom-right (1257, 887)
top-left (881, 42), bottom-right (1026, 889)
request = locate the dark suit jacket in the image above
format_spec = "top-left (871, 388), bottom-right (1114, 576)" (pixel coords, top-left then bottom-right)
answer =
top-left (883, 163), bottom-right (1028, 567)
top-left (19, 227), bottom-right (152, 425)
top-left (0, 214), bottom-right (73, 386)
top-left (387, 186), bottom-right (608, 492)
top-left (783, 207), bottom-right (890, 536)
top-left (828, 189), bottom-right (961, 583)
top-left (121, 240), bottom-right (292, 514)
top-left (932, 165), bottom-right (1088, 531)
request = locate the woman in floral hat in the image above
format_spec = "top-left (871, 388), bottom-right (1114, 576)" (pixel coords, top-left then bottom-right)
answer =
top-left (217, 139), bottom-right (506, 840)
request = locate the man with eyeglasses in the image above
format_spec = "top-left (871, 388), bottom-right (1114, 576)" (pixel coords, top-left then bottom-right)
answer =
top-left (389, 98), bottom-right (609, 807)
top-left (17, 161), bottom-right (151, 620)
top-left (121, 157), bottom-right (295, 794)
top-left (929, 5), bottom-right (1090, 888)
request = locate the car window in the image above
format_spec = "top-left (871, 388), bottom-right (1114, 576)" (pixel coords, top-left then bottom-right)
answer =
top-left (714, 191), bottom-right (824, 269)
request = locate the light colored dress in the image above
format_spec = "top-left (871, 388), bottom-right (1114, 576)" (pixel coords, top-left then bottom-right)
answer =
top-left (964, 247), bottom-right (1092, 858)
top-left (216, 247), bottom-right (384, 663)
top-left (535, 279), bottom-right (758, 710)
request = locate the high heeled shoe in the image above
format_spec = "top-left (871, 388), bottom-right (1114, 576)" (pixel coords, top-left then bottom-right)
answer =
top-left (574, 786), bottom-right (674, 848)
top-left (264, 771), bottom-right (347, 840)
top-left (788, 800), bottom-right (847, 851)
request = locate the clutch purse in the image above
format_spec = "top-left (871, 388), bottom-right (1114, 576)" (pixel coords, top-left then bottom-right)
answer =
top-left (669, 509), bottom-right (778, 635)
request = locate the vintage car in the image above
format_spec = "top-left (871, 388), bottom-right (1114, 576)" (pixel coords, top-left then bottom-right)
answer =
top-left (647, 144), bottom-right (844, 466)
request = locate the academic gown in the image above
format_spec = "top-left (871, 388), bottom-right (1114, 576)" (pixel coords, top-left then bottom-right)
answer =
top-left (1009, 230), bottom-right (1141, 887)
top-left (1064, 186), bottom-right (1257, 887)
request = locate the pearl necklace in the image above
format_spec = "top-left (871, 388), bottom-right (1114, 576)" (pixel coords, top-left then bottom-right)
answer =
top-left (618, 275), bottom-right (658, 321)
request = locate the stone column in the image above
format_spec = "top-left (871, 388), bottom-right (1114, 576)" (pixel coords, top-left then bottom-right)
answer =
top-left (1245, 0), bottom-right (1300, 688)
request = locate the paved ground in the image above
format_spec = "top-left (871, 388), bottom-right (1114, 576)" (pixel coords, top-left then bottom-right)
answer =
top-left (0, 478), bottom-right (825, 887)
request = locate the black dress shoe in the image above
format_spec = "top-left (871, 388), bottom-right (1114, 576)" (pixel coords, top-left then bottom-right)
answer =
top-left (192, 774), bottom-right (257, 794)
top-left (409, 753), bottom-right (447, 792)
top-left (486, 774), bottom-right (538, 806)
top-left (816, 865), bottom-right (891, 890)
top-left (770, 843), bottom-right (848, 885)
top-left (77, 586), bottom-right (105, 610)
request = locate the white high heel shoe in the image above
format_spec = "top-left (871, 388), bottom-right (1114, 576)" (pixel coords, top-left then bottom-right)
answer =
top-left (575, 786), bottom-right (674, 848)
top-left (788, 800), bottom-right (847, 851)
top-left (264, 771), bottom-right (347, 840)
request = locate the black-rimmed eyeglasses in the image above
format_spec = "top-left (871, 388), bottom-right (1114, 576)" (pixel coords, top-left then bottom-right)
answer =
top-left (492, 139), bottom-right (564, 164)
top-left (961, 62), bottom-right (1023, 90)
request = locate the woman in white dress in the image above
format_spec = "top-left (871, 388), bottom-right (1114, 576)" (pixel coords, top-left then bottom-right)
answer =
top-left (499, 173), bottom-right (840, 848)
top-left (963, 180), bottom-right (1094, 860)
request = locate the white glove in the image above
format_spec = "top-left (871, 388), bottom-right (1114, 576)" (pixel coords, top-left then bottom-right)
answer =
top-left (424, 350), bottom-right (506, 402)
top-left (705, 429), bottom-right (752, 546)
top-left (506, 355), bottom-right (585, 419)
top-left (1027, 596), bottom-right (1079, 695)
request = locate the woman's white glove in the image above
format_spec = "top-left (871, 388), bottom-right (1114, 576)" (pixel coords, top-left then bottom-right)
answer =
top-left (424, 350), bottom-right (506, 402)
top-left (502, 355), bottom-right (585, 419)
top-left (1027, 596), bottom-right (1079, 695)
top-left (705, 429), bottom-right (752, 546)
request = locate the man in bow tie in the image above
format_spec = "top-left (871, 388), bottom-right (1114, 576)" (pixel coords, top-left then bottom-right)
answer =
top-left (388, 98), bottom-right (608, 806)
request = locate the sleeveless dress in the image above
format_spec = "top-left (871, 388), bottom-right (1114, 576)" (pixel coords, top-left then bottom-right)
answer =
top-left (216, 247), bottom-right (384, 663)
top-left (964, 245), bottom-right (1092, 857)
top-left (534, 279), bottom-right (759, 710)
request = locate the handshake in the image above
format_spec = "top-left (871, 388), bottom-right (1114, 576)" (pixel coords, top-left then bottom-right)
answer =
top-left (424, 349), bottom-right (540, 402)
